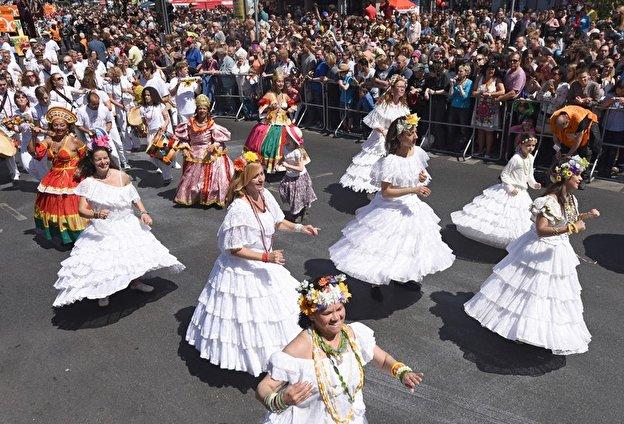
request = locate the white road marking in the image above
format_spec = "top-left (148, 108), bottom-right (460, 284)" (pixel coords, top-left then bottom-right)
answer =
top-left (0, 203), bottom-right (27, 221)
top-left (312, 172), bottom-right (334, 179)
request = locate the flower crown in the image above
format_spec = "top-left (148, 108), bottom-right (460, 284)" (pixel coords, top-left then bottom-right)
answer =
top-left (550, 155), bottom-right (589, 183)
top-left (396, 114), bottom-right (420, 134)
top-left (297, 274), bottom-right (351, 316)
top-left (233, 151), bottom-right (260, 172)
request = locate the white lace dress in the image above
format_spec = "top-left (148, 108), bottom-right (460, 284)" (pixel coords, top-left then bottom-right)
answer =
top-left (464, 195), bottom-right (591, 355)
top-left (53, 177), bottom-right (185, 307)
top-left (339, 102), bottom-right (411, 193)
top-left (330, 148), bottom-right (455, 285)
top-left (185, 189), bottom-right (301, 376)
top-left (451, 153), bottom-right (540, 249)
top-left (261, 323), bottom-right (376, 424)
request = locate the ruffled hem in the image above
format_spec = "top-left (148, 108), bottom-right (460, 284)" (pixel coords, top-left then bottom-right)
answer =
top-left (329, 195), bottom-right (455, 285)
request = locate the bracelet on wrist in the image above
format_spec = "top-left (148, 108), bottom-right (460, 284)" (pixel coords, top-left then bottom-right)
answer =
top-left (262, 252), bottom-right (270, 263)
top-left (395, 365), bottom-right (413, 384)
top-left (293, 223), bottom-right (303, 233)
top-left (93, 210), bottom-right (100, 219)
top-left (140, 211), bottom-right (149, 215)
top-left (391, 362), bottom-right (405, 378)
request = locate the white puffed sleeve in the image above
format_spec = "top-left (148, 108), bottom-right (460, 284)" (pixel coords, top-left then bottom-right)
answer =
top-left (349, 322), bottom-right (376, 365)
top-left (74, 177), bottom-right (92, 198)
top-left (530, 195), bottom-right (563, 224)
top-left (265, 351), bottom-right (306, 384)
top-left (217, 200), bottom-right (258, 251)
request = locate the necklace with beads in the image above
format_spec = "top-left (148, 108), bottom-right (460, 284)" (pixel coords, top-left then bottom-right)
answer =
top-left (563, 194), bottom-right (578, 223)
top-left (311, 326), bottom-right (365, 424)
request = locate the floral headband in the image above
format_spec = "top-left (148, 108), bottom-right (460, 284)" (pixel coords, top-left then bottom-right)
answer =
top-left (233, 151), bottom-right (260, 172)
top-left (550, 155), bottom-right (589, 183)
top-left (297, 274), bottom-right (351, 316)
top-left (396, 114), bottom-right (420, 135)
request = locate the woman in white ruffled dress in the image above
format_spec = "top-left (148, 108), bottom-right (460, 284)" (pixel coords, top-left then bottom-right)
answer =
top-left (53, 146), bottom-right (185, 308)
top-left (330, 114), bottom-right (455, 286)
top-left (256, 275), bottom-right (423, 423)
top-left (339, 75), bottom-right (410, 193)
top-left (185, 152), bottom-right (319, 377)
top-left (464, 156), bottom-right (600, 355)
top-left (451, 137), bottom-right (542, 249)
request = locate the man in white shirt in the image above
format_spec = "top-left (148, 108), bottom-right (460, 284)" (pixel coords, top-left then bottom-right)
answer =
top-left (42, 32), bottom-right (60, 65)
top-left (0, 75), bottom-right (18, 180)
top-left (169, 62), bottom-right (201, 124)
top-left (69, 50), bottom-right (87, 81)
top-left (76, 91), bottom-right (125, 167)
top-left (105, 67), bottom-right (135, 155)
top-left (38, 59), bottom-right (62, 84)
top-left (61, 55), bottom-right (81, 88)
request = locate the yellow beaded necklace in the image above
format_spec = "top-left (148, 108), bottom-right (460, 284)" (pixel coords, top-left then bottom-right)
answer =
top-left (311, 325), bottom-right (365, 424)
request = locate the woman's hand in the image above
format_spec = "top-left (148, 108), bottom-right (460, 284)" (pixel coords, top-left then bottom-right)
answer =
top-left (533, 182), bottom-right (542, 190)
top-left (412, 186), bottom-right (431, 197)
top-left (269, 250), bottom-right (285, 265)
top-left (418, 170), bottom-right (427, 183)
top-left (587, 209), bottom-right (600, 219)
top-left (401, 371), bottom-right (424, 392)
top-left (96, 209), bottom-right (110, 219)
top-left (510, 188), bottom-right (518, 196)
top-left (140, 213), bottom-right (153, 226)
top-left (281, 382), bottom-right (314, 406)
top-left (301, 225), bottom-right (320, 236)
top-left (574, 220), bottom-right (586, 232)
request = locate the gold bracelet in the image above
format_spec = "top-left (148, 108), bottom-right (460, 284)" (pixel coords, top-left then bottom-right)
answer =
top-left (570, 222), bottom-right (578, 234)
top-left (391, 362), bottom-right (405, 378)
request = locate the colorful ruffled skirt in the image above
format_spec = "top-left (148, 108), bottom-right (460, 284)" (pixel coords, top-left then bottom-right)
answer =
top-left (34, 165), bottom-right (88, 244)
top-left (175, 153), bottom-right (234, 207)
top-left (244, 123), bottom-right (297, 173)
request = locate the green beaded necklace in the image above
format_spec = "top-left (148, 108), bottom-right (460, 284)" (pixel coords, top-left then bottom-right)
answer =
top-left (313, 329), bottom-right (357, 403)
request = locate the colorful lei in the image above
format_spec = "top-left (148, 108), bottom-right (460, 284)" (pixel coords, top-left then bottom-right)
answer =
top-left (297, 274), bottom-right (351, 316)
top-left (233, 151), bottom-right (260, 172)
top-left (551, 155), bottom-right (589, 183)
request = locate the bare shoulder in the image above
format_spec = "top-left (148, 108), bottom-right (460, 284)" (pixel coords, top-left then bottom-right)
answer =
top-left (282, 330), bottom-right (312, 359)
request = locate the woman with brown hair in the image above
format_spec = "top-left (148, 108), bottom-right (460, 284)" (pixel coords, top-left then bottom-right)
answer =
top-left (185, 152), bottom-right (319, 376)
top-left (339, 75), bottom-right (410, 193)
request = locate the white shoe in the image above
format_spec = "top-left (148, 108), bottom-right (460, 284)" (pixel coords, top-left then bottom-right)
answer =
top-left (130, 281), bottom-right (154, 293)
top-left (98, 297), bottom-right (110, 307)
top-left (12, 173), bottom-right (20, 181)
top-left (123, 163), bottom-right (131, 170)
top-left (173, 162), bottom-right (182, 169)
top-left (156, 168), bottom-right (162, 174)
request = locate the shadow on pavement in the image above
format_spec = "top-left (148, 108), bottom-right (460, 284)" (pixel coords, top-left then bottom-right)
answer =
top-left (441, 224), bottom-right (507, 265)
top-left (51, 277), bottom-right (178, 330)
top-left (1, 179), bottom-right (38, 193)
top-left (175, 306), bottom-right (261, 393)
top-left (583, 233), bottom-right (624, 274)
top-left (303, 258), bottom-right (423, 321)
top-left (429, 291), bottom-right (566, 376)
top-left (24, 228), bottom-right (73, 252)
top-left (127, 159), bottom-right (165, 188)
top-left (324, 183), bottom-right (370, 215)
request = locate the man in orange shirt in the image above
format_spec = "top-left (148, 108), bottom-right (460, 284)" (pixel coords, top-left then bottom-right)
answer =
top-left (364, 1), bottom-right (377, 20)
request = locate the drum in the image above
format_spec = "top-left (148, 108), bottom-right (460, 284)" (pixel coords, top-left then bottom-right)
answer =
top-left (146, 131), bottom-right (179, 164)
top-left (127, 106), bottom-right (142, 127)
top-left (0, 130), bottom-right (17, 158)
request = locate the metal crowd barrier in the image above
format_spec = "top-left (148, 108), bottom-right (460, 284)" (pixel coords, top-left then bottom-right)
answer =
top-left (323, 80), bottom-right (371, 140)
top-left (210, 73), bottom-right (266, 120)
top-left (296, 78), bottom-right (327, 132)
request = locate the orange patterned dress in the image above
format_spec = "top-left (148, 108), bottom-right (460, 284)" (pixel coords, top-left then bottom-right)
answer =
top-left (33, 136), bottom-right (88, 244)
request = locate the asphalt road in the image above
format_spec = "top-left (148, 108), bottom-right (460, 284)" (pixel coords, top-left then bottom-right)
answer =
top-left (1, 120), bottom-right (623, 424)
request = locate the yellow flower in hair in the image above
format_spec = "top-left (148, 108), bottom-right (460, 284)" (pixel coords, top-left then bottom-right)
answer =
top-left (405, 114), bottom-right (420, 126)
top-left (243, 151), bottom-right (259, 163)
top-left (338, 282), bottom-right (352, 301)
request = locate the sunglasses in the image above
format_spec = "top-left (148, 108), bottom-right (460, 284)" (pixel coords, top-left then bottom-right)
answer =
top-left (510, 59), bottom-right (520, 63)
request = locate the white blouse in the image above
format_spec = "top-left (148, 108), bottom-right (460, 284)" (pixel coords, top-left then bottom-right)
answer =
top-left (500, 153), bottom-right (539, 193)
top-left (370, 146), bottom-right (431, 188)
top-left (362, 101), bottom-right (411, 132)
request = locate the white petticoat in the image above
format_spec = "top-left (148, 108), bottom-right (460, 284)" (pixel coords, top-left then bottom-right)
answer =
top-left (464, 228), bottom-right (591, 355)
top-left (329, 193), bottom-right (455, 285)
top-left (53, 180), bottom-right (185, 307)
top-left (185, 254), bottom-right (301, 377)
top-left (450, 183), bottom-right (533, 249)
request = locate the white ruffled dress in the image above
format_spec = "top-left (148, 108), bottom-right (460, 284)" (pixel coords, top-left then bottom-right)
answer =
top-left (330, 148), bottom-right (455, 285)
top-left (451, 153), bottom-right (540, 249)
top-left (53, 177), bottom-right (185, 307)
top-left (339, 102), bottom-right (411, 193)
top-left (185, 189), bottom-right (301, 376)
top-left (464, 195), bottom-right (591, 355)
top-left (261, 323), bottom-right (376, 424)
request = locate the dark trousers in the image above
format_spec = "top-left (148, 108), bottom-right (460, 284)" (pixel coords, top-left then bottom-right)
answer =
top-left (448, 106), bottom-right (472, 151)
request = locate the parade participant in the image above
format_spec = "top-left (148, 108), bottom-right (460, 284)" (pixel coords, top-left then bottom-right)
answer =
top-left (76, 91), bottom-right (124, 168)
top-left (244, 70), bottom-right (300, 173)
top-left (169, 61), bottom-right (202, 124)
top-left (52, 146), bottom-right (185, 307)
top-left (339, 75), bottom-right (410, 193)
top-left (330, 115), bottom-right (455, 286)
top-left (12, 91), bottom-right (49, 181)
top-left (464, 156), bottom-right (599, 355)
top-left (185, 152), bottom-right (319, 376)
top-left (256, 274), bottom-right (424, 423)
top-left (140, 86), bottom-right (172, 184)
top-left (451, 136), bottom-right (542, 249)
top-left (104, 66), bottom-right (135, 154)
top-left (174, 95), bottom-right (234, 207)
top-left (278, 126), bottom-right (317, 222)
top-left (28, 106), bottom-right (88, 245)
top-left (47, 72), bottom-right (80, 111)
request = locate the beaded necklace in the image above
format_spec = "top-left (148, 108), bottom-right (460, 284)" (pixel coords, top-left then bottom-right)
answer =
top-left (310, 326), bottom-right (365, 424)
top-left (563, 194), bottom-right (579, 223)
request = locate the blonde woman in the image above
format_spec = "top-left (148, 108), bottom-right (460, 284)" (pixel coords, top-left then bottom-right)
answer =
top-left (185, 152), bottom-right (319, 376)
top-left (339, 75), bottom-right (410, 193)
